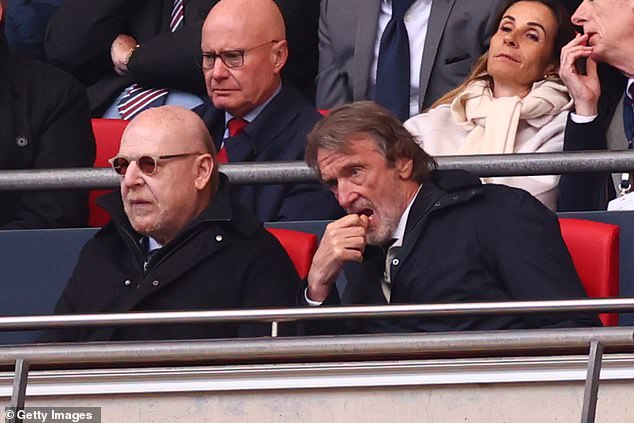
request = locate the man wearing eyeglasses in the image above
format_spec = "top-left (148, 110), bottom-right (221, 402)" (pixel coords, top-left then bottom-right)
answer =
top-left (197, 0), bottom-right (343, 222)
top-left (45, 106), bottom-right (300, 342)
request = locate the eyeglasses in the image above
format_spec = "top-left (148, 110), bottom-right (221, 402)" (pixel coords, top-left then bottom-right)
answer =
top-left (108, 153), bottom-right (203, 176)
top-left (197, 40), bottom-right (279, 69)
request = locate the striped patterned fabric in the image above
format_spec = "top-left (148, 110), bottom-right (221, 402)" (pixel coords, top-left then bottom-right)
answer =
top-left (116, 0), bottom-right (184, 120)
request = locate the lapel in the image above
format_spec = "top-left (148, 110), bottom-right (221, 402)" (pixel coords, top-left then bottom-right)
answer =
top-left (202, 107), bottom-right (226, 152)
top-left (418, 0), bottom-right (455, 110)
top-left (342, 247), bottom-right (389, 305)
top-left (352, 0), bottom-right (381, 100)
top-left (225, 83), bottom-right (303, 162)
top-left (608, 91), bottom-right (628, 191)
top-left (607, 92), bottom-right (627, 151)
top-left (388, 184), bottom-right (443, 286)
top-left (0, 54), bottom-right (16, 169)
top-left (131, 0), bottom-right (166, 37)
top-left (389, 172), bottom-right (483, 294)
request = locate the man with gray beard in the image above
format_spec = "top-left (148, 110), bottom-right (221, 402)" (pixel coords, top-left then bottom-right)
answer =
top-left (302, 101), bottom-right (600, 333)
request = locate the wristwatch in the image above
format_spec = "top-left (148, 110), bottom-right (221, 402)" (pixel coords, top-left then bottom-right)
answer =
top-left (123, 44), bottom-right (140, 67)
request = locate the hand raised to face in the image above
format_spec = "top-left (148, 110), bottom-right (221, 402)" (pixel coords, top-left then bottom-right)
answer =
top-left (306, 213), bottom-right (369, 303)
top-left (559, 33), bottom-right (601, 116)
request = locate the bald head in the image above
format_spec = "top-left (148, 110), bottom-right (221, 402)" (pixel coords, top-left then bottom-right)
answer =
top-left (122, 105), bottom-right (213, 155)
top-left (201, 0), bottom-right (288, 117)
top-left (205, 0), bottom-right (286, 42)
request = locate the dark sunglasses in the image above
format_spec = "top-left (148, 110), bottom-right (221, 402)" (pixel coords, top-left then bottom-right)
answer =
top-left (108, 153), bottom-right (203, 176)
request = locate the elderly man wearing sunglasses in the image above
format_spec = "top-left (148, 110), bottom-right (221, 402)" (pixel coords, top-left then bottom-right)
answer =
top-left (44, 105), bottom-right (300, 342)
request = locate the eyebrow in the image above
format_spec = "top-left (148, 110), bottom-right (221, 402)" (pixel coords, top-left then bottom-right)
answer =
top-left (501, 15), bottom-right (547, 34)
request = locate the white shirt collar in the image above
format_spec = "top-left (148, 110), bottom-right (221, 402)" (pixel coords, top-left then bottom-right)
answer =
top-left (390, 184), bottom-right (422, 248)
top-left (147, 236), bottom-right (163, 252)
top-left (627, 79), bottom-right (634, 100)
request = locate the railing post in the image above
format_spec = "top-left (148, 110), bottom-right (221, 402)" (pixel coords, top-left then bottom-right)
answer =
top-left (271, 321), bottom-right (278, 338)
top-left (9, 358), bottom-right (30, 423)
top-left (580, 339), bottom-right (604, 423)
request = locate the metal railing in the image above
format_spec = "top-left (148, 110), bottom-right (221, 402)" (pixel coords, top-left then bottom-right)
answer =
top-left (1, 298), bottom-right (633, 332)
top-left (2, 149), bottom-right (634, 423)
top-left (3, 300), bottom-right (634, 423)
top-left (0, 150), bottom-right (632, 190)
top-left (0, 327), bottom-right (632, 366)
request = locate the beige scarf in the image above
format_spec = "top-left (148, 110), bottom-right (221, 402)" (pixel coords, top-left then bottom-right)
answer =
top-left (451, 79), bottom-right (573, 155)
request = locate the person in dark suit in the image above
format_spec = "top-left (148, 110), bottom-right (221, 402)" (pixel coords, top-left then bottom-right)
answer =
top-left (43, 0), bottom-right (318, 118)
top-left (316, 0), bottom-right (508, 118)
top-left (0, 0), bottom-right (95, 229)
top-left (45, 106), bottom-right (300, 342)
top-left (44, 0), bottom-right (216, 117)
top-left (198, 0), bottom-right (343, 222)
top-left (302, 101), bottom-right (600, 333)
top-left (557, 0), bottom-right (634, 211)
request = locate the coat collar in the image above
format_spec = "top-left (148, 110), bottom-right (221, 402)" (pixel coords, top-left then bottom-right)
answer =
top-left (404, 169), bottom-right (483, 233)
top-left (391, 169), bottom-right (483, 282)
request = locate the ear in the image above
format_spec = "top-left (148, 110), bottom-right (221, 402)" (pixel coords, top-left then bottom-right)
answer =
top-left (194, 153), bottom-right (213, 190)
top-left (271, 40), bottom-right (288, 74)
top-left (394, 156), bottom-right (414, 180)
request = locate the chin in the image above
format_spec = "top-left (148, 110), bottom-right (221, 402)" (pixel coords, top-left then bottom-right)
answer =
top-left (366, 226), bottom-right (393, 246)
top-left (129, 216), bottom-right (159, 235)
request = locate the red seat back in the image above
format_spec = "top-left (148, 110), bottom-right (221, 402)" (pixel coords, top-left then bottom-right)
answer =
top-left (266, 228), bottom-right (318, 279)
top-left (89, 119), bottom-right (128, 227)
top-left (559, 218), bottom-right (620, 326)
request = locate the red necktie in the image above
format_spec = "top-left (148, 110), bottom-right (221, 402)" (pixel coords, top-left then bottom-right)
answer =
top-left (217, 118), bottom-right (248, 163)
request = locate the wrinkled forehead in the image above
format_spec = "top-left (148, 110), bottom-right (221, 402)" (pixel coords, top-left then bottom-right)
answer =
top-left (118, 122), bottom-right (176, 156)
top-left (317, 138), bottom-right (386, 171)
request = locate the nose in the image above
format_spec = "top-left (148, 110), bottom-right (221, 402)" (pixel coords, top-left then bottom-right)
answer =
top-left (209, 59), bottom-right (230, 80)
top-left (571, 6), bottom-right (586, 27)
top-left (503, 31), bottom-right (518, 47)
top-left (335, 179), bottom-right (359, 211)
top-left (121, 161), bottom-right (145, 188)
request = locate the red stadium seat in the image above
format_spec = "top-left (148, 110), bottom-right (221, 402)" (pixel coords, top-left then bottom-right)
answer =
top-left (559, 218), bottom-right (620, 326)
top-left (266, 228), bottom-right (318, 279)
top-left (89, 118), bottom-right (128, 227)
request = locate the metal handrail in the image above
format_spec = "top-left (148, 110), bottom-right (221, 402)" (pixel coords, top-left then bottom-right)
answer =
top-left (0, 150), bottom-right (633, 190)
top-left (1, 298), bottom-right (633, 332)
top-left (0, 327), bottom-right (632, 366)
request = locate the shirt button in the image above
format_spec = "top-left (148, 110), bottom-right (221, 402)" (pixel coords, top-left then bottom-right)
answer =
top-left (152, 280), bottom-right (159, 287)
top-left (392, 258), bottom-right (400, 266)
top-left (434, 202), bottom-right (441, 207)
top-left (215, 234), bottom-right (223, 242)
top-left (124, 279), bottom-right (131, 286)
